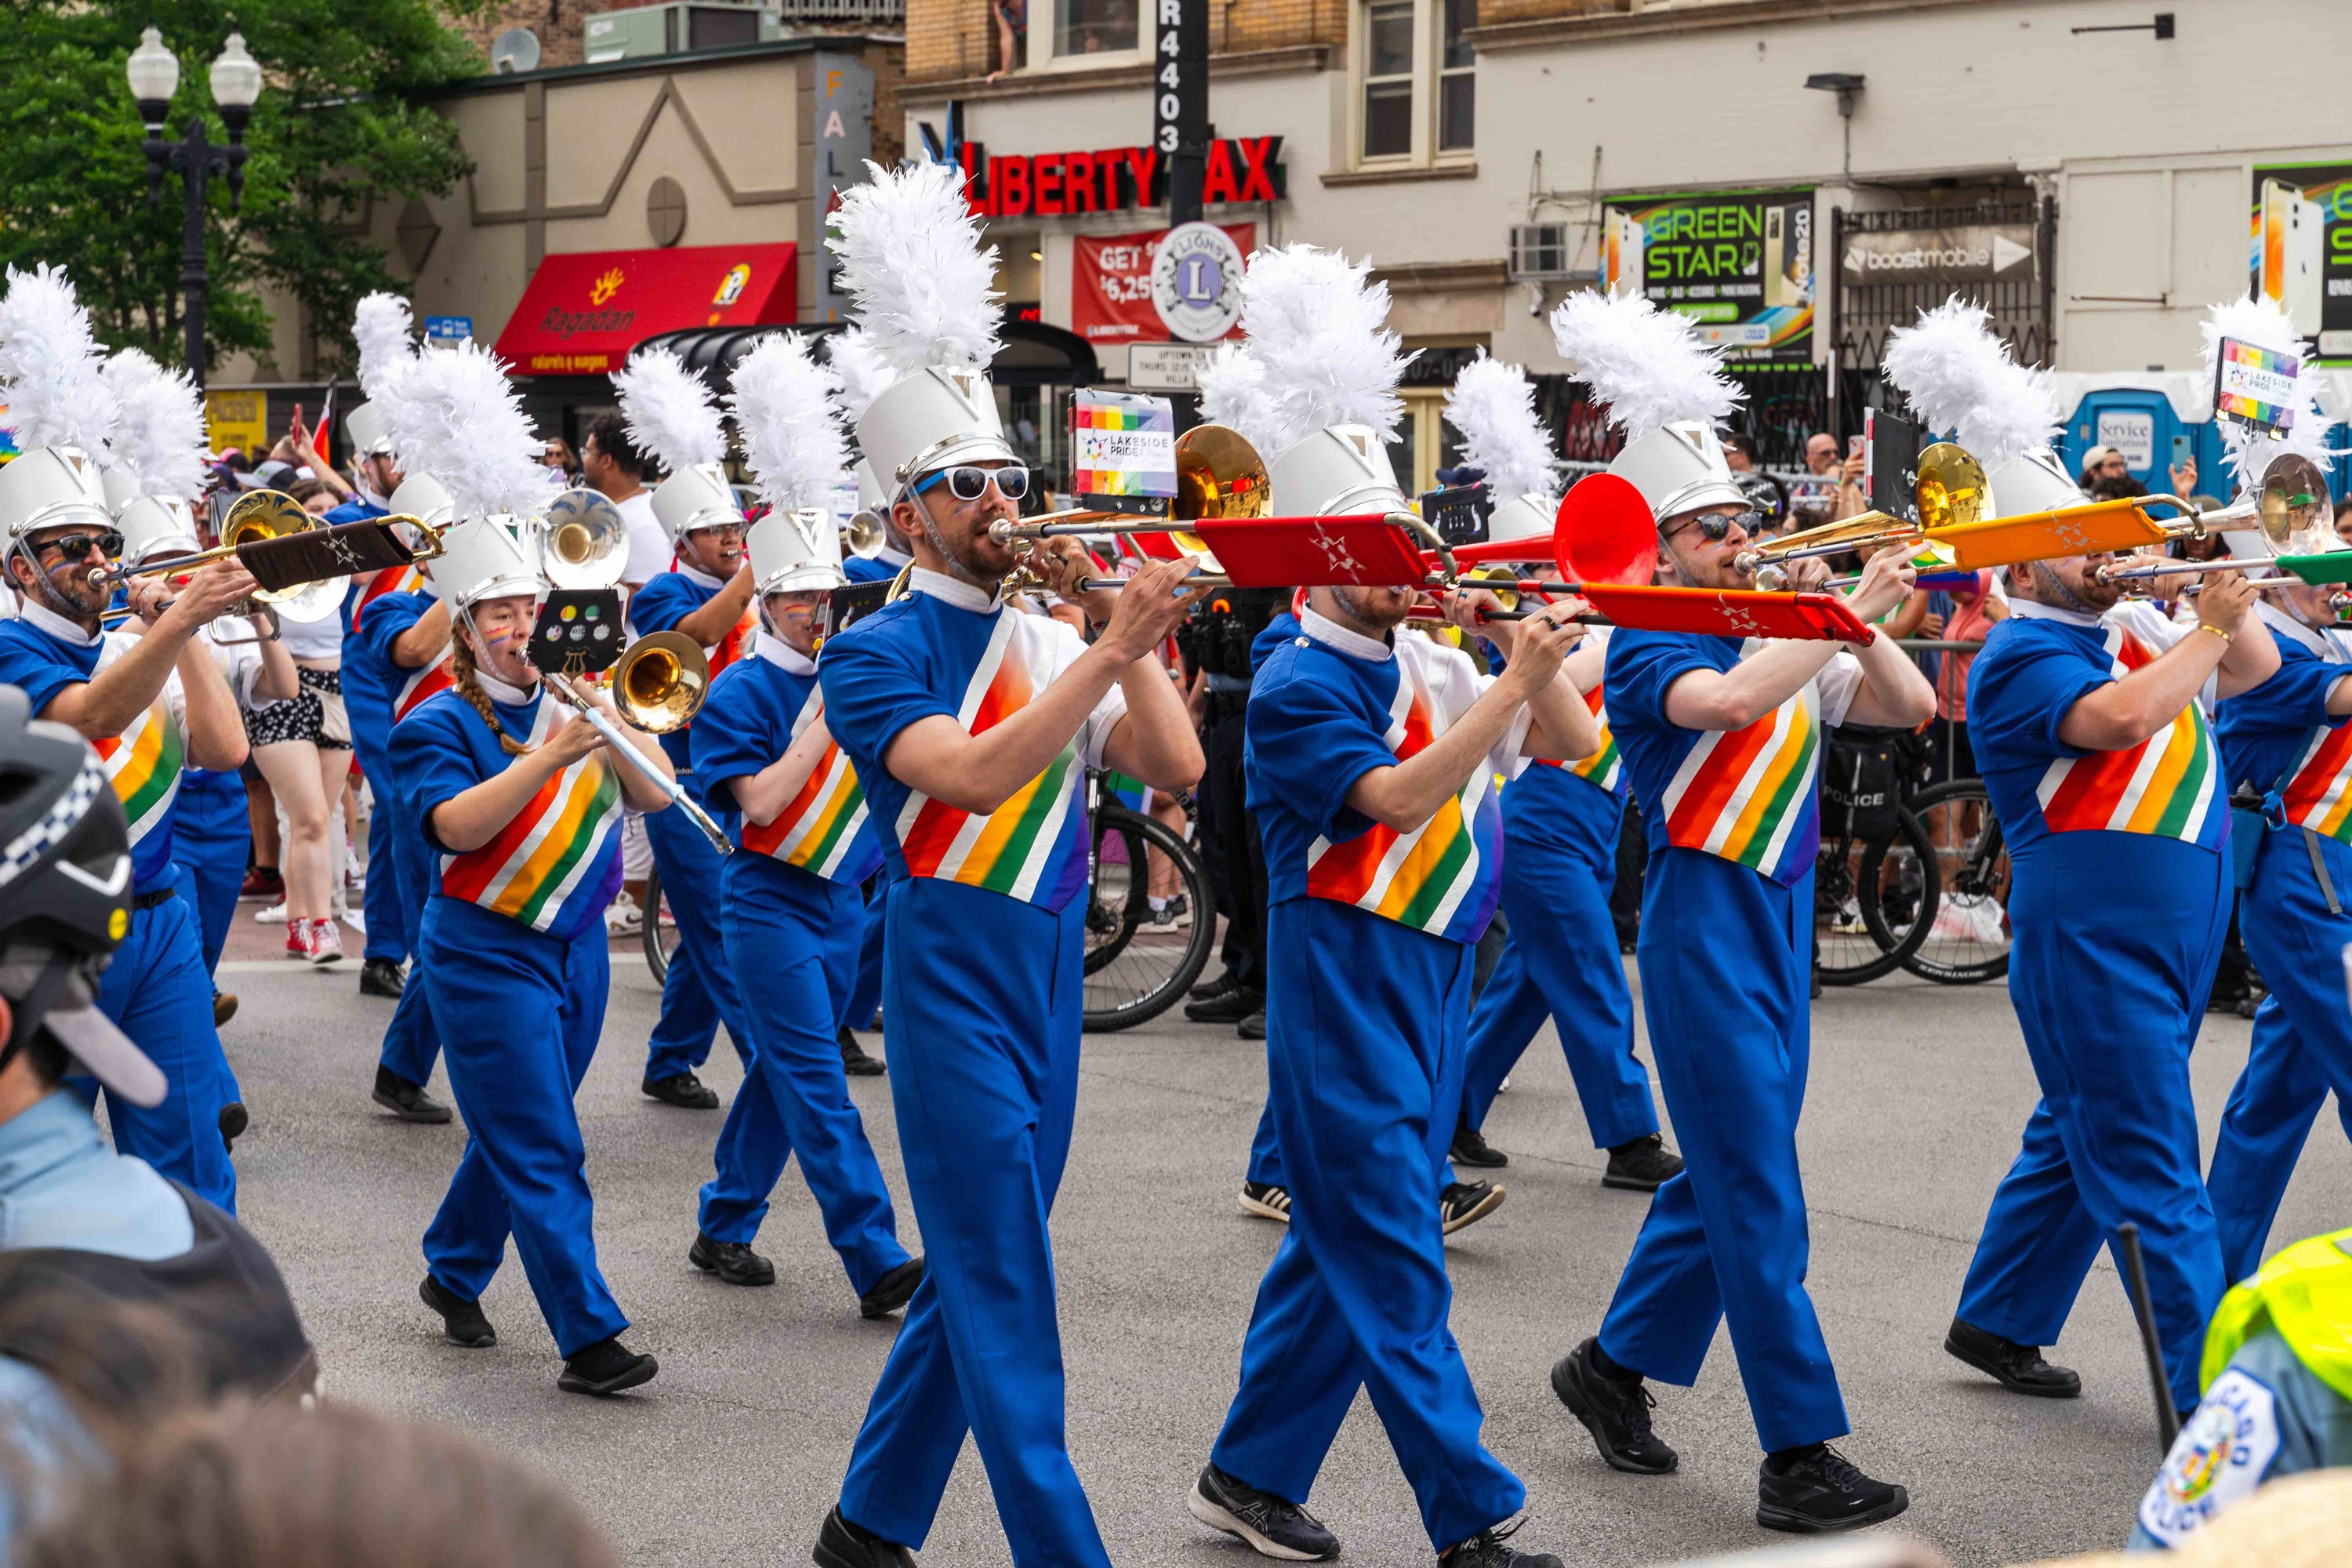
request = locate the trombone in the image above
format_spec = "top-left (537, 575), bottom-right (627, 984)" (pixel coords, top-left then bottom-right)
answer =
top-left (1737, 442), bottom-right (1991, 589)
top-left (537, 627), bottom-right (733, 854)
top-left (2092, 455), bottom-right (2338, 590)
top-left (95, 492), bottom-right (378, 644)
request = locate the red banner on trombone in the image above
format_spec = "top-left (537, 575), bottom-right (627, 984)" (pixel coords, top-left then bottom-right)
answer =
top-left (1575, 583), bottom-right (1874, 642)
top-left (1186, 514), bottom-right (1431, 589)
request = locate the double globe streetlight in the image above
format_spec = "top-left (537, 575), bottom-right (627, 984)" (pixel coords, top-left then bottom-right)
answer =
top-left (125, 24), bottom-right (264, 389)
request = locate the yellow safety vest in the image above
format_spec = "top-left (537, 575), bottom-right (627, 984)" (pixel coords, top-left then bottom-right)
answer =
top-left (2202, 1228), bottom-right (2352, 1403)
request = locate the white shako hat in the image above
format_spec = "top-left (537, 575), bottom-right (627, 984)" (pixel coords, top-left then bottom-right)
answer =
top-left (346, 400), bottom-right (394, 459)
top-left (100, 347), bottom-right (209, 565)
top-left (0, 266), bottom-right (119, 546)
top-left (750, 510), bottom-right (844, 596)
top-left (1882, 297), bottom-right (2071, 524)
top-left (612, 344), bottom-right (739, 542)
top-left (1984, 448), bottom-right (2083, 519)
top-left (373, 332), bottom-right (552, 604)
top-left (726, 330), bottom-right (854, 596)
top-left (115, 494), bottom-right (199, 566)
top-left (851, 456), bottom-right (888, 532)
top-left (437, 517), bottom-right (540, 610)
top-left (826, 160), bottom-right (1011, 503)
top-left (388, 472), bottom-right (454, 532)
top-left (1444, 351), bottom-right (1563, 545)
top-left (1198, 243), bottom-right (1412, 522)
top-left (1549, 289), bottom-right (1746, 528)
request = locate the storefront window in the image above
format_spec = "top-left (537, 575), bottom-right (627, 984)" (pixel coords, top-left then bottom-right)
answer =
top-left (1438, 0), bottom-right (1475, 153)
top-left (1056, 0), bottom-right (1142, 59)
top-left (1363, 1), bottom-right (1415, 160)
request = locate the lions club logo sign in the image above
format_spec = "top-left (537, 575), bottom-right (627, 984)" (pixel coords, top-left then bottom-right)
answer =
top-left (1151, 223), bottom-right (1245, 343)
top-left (2137, 1369), bottom-right (2281, 1546)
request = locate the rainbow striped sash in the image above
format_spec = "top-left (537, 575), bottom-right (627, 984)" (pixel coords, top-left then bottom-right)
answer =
top-left (1658, 679), bottom-right (1821, 884)
top-left (2281, 722), bottom-right (2352, 844)
top-left (1537, 684), bottom-right (1621, 794)
top-left (438, 698), bottom-right (623, 938)
top-left (2037, 628), bottom-right (2222, 847)
top-left (350, 562), bottom-right (422, 634)
top-left (743, 687), bottom-right (876, 881)
top-left (393, 657), bottom-right (454, 723)
top-left (93, 695), bottom-right (183, 850)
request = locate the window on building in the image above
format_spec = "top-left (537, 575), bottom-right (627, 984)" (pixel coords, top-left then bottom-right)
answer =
top-left (1357, 0), bottom-right (1475, 165)
top-left (1438, 0), bottom-right (1475, 153)
top-left (1362, 1), bottom-right (1416, 161)
top-left (1057, 0), bottom-right (1142, 59)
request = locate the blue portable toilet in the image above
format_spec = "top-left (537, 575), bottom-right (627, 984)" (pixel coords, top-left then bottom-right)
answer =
top-left (2049, 372), bottom-right (2223, 500)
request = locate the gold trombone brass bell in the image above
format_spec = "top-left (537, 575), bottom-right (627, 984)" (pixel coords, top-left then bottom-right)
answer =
top-left (1915, 441), bottom-right (1990, 533)
top-left (610, 630), bottom-right (710, 735)
top-left (1172, 424), bottom-right (1271, 557)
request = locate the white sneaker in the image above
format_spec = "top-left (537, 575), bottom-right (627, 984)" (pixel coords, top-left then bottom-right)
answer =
top-left (256, 900), bottom-right (288, 924)
top-left (604, 890), bottom-right (645, 937)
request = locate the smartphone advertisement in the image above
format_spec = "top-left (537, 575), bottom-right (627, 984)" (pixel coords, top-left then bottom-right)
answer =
top-left (1601, 187), bottom-right (1814, 364)
top-left (2250, 162), bottom-right (2352, 361)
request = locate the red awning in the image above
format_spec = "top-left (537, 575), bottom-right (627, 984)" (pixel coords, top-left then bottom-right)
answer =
top-left (493, 243), bottom-right (798, 376)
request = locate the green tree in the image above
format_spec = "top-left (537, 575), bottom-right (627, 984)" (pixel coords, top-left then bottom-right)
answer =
top-left (0, 2), bottom-right (492, 376)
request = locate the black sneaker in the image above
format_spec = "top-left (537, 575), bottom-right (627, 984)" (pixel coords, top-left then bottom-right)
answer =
top-left (1238, 1180), bottom-right (1291, 1222)
top-left (1602, 1134), bottom-right (1682, 1192)
top-left (1944, 1316), bottom-right (2081, 1397)
top-left (1439, 1179), bottom-right (1505, 1235)
top-left (217, 1102), bottom-right (249, 1154)
top-left (1550, 1338), bottom-right (1676, 1474)
top-left (1191, 969), bottom-right (1243, 1004)
top-left (642, 1071), bottom-right (720, 1109)
top-left (859, 1256), bottom-right (924, 1319)
top-left (358, 956), bottom-right (406, 998)
top-left (1756, 1444), bottom-right (1908, 1534)
top-left (689, 1231), bottom-right (776, 1287)
top-left (373, 1065), bottom-right (454, 1125)
top-left (419, 1274), bottom-right (496, 1348)
top-left (1187, 988), bottom-right (1264, 1025)
top-left (1450, 1118), bottom-right (1508, 1169)
top-left (1187, 1462), bottom-right (1338, 1561)
top-left (1442, 1519), bottom-right (1563, 1568)
top-left (558, 1336), bottom-right (658, 1396)
top-left (838, 1026), bottom-right (886, 1077)
top-left (813, 1504), bottom-right (916, 1568)
top-left (1236, 1009), bottom-right (1265, 1041)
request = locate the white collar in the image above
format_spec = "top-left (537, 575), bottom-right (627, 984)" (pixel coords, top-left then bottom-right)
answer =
top-left (2006, 596), bottom-right (2103, 629)
top-left (474, 666), bottom-right (537, 706)
top-left (876, 543), bottom-right (913, 570)
top-left (674, 559), bottom-right (727, 592)
top-left (755, 628), bottom-right (817, 675)
top-left (20, 601), bottom-right (98, 648)
top-left (907, 566), bottom-right (1002, 614)
top-left (2257, 597), bottom-right (2341, 661)
top-left (1299, 606), bottom-right (1394, 663)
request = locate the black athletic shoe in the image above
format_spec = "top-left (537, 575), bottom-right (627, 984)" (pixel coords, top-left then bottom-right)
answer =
top-left (642, 1071), bottom-right (720, 1109)
top-left (838, 1025), bottom-right (886, 1077)
top-left (1238, 1180), bottom-right (1291, 1221)
top-left (1450, 1119), bottom-right (1508, 1168)
top-left (859, 1256), bottom-right (925, 1319)
top-left (1602, 1134), bottom-right (1682, 1192)
top-left (358, 956), bottom-right (406, 998)
top-left (212, 989), bottom-right (238, 1028)
top-left (1756, 1444), bottom-right (1908, 1534)
top-left (1190, 969), bottom-right (1243, 1004)
top-left (558, 1336), bottom-right (658, 1396)
top-left (1187, 1463), bottom-right (1339, 1561)
top-left (1442, 1519), bottom-right (1563, 1568)
top-left (1186, 988), bottom-right (1264, 1025)
top-left (1236, 1009), bottom-right (1265, 1041)
top-left (372, 1065), bottom-right (453, 1125)
top-left (1550, 1338), bottom-right (1677, 1474)
top-left (216, 1101), bottom-right (248, 1155)
top-left (1944, 1316), bottom-right (2081, 1397)
top-left (813, 1504), bottom-right (916, 1568)
top-left (1440, 1179), bottom-right (1505, 1235)
top-left (689, 1231), bottom-right (776, 1287)
top-left (419, 1274), bottom-right (496, 1348)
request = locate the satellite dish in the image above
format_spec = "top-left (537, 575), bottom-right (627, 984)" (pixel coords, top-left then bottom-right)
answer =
top-left (491, 27), bottom-right (541, 74)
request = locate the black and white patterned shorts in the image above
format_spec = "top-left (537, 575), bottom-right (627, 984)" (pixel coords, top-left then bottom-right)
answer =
top-left (245, 664), bottom-right (350, 752)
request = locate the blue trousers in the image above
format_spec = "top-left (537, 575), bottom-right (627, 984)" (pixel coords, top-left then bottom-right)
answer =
top-left (1955, 838), bottom-right (2230, 1414)
top-left (1457, 828), bottom-right (1656, 1152)
top-left (845, 880), bottom-right (886, 1032)
top-left (1214, 898), bottom-right (1523, 1548)
top-left (2206, 829), bottom-right (2352, 1283)
top-left (350, 730), bottom-right (408, 964)
top-left (839, 879), bottom-right (1107, 1566)
top-left (92, 867), bottom-right (239, 1212)
top-left (375, 791), bottom-right (443, 1089)
top-left (168, 772), bottom-right (249, 976)
top-left (420, 896), bottom-right (627, 1358)
top-left (1599, 851), bottom-right (1847, 1454)
top-left (699, 858), bottom-right (908, 1294)
top-left (642, 797), bottom-right (751, 1081)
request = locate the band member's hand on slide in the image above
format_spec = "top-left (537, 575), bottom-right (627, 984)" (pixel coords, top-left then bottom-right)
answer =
top-left (1098, 556), bottom-right (1214, 660)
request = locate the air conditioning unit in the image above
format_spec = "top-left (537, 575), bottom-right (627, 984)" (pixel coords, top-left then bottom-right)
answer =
top-left (1508, 223), bottom-right (1573, 281)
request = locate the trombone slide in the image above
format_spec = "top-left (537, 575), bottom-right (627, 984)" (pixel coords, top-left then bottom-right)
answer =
top-left (543, 671), bottom-right (734, 855)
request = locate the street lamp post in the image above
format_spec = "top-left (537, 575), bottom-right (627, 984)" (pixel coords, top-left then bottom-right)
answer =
top-left (127, 25), bottom-right (263, 391)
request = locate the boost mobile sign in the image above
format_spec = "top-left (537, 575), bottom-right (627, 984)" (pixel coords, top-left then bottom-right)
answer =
top-left (1841, 224), bottom-right (2036, 283)
top-left (1603, 187), bottom-right (1814, 363)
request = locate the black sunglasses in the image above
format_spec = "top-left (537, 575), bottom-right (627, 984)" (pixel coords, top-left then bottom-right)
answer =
top-left (1672, 510), bottom-right (1766, 544)
top-left (42, 531), bottom-right (124, 561)
top-left (915, 464), bottom-right (1030, 503)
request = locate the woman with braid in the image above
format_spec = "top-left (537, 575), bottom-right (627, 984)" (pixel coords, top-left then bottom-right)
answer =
top-left (390, 513), bottom-right (680, 1396)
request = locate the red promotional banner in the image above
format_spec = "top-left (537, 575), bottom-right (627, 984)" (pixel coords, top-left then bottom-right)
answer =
top-left (493, 242), bottom-right (798, 376)
top-left (1071, 223), bottom-right (1253, 344)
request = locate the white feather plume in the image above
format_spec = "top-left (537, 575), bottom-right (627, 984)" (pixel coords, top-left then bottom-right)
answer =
top-left (2199, 294), bottom-right (2340, 493)
top-left (379, 340), bottom-right (553, 520)
top-left (1444, 353), bottom-right (1560, 503)
top-left (827, 158), bottom-right (1004, 377)
top-left (826, 325), bottom-right (895, 430)
top-left (352, 293), bottom-right (416, 405)
top-left (0, 263), bottom-right (117, 455)
top-left (728, 333), bottom-right (851, 514)
top-left (1195, 342), bottom-right (1283, 458)
top-left (612, 346), bottom-right (725, 477)
top-left (1547, 289), bottom-right (1741, 444)
top-left (1880, 296), bottom-right (2060, 470)
top-left (101, 350), bottom-right (207, 500)
top-left (1201, 244), bottom-right (1409, 456)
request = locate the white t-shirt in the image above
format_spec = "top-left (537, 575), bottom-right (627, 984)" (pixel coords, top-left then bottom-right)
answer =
top-left (275, 607), bottom-right (344, 661)
top-left (615, 491), bottom-right (669, 586)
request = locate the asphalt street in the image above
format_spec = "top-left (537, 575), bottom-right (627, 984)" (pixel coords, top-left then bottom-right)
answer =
top-left (202, 922), bottom-right (2349, 1568)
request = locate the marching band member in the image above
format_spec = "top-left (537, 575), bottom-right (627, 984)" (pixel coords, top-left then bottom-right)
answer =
top-left (1183, 245), bottom-right (1586, 1568)
top-left (1439, 355), bottom-right (1678, 1192)
top-left (1546, 290), bottom-right (1931, 1532)
top-left (679, 333), bottom-right (920, 1308)
top-left (610, 348), bottom-right (757, 1112)
top-left (390, 343), bottom-right (671, 1394)
top-left (811, 159), bottom-right (1205, 1568)
top-left (331, 397), bottom-right (414, 997)
top-left (0, 264), bottom-right (249, 1210)
top-left (1884, 301), bottom-right (2276, 1423)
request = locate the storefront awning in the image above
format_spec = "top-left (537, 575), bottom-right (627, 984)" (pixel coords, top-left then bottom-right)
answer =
top-left (495, 243), bottom-right (798, 376)
top-left (636, 318), bottom-right (1102, 389)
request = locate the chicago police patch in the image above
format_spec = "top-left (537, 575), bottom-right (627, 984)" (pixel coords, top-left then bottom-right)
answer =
top-left (2137, 1369), bottom-right (2281, 1545)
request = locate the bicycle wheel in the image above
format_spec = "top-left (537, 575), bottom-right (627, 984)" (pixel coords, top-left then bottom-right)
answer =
top-left (1814, 807), bottom-right (1940, 986)
top-left (1903, 778), bottom-right (2011, 984)
top-left (641, 863), bottom-right (682, 985)
top-left (1083, 804), bottom-right (1214, 1031)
